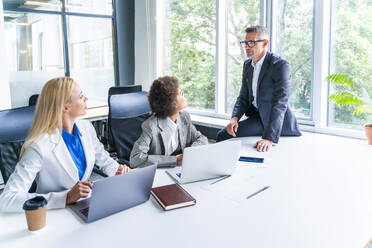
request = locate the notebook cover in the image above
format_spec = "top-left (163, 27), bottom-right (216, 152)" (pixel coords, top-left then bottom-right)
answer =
top-left (151, 184), bottom-right (196, 211)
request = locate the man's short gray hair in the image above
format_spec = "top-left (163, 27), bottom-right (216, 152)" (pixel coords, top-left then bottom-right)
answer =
top-left (245, 25), bottom-right (269, 40)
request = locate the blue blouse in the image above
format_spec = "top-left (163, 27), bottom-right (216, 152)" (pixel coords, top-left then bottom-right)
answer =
top-left (62, 124), bottom-right (87, 180)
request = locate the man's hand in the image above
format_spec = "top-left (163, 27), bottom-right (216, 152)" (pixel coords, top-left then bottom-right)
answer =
top-left (116, 164), bottom-right (131, 175)
top-left (176, 154), bottom-right (183, 166)
top-left (226, 117), bottom-right (239, 137)
top-left (253, 139), bottom-right (273, 152)
top-left (66, 181), bottom-right (93, 205)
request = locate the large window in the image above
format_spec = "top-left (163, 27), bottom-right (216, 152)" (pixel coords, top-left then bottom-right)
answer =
top-left (2, 0), bottom-right (116, 109)
top-left (226, 0), bottom-right (261, 113)
top-left (274, 0), bottom-right (314, 119)
top-left (157, 0), bottom-right (370, 138)
top-left (329, 0), bottom-right (372, 128)
top-left (67, 16), bottom-right (114, 107)
top-left (4, 12), bottom-right (65, 108)
top-left (164, 0), bottom-right (216, 110)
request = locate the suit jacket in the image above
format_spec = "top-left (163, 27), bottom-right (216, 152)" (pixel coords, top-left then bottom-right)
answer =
top-left (232, 51), bottom-right (301, 143)
top-left (0, 120), bottom-right (119, 212)
top-left (130, 110), bottom-right (208, 168)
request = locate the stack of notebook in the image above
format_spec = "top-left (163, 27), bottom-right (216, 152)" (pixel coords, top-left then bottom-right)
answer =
top-left (151, 184), bottom-right (196, 211)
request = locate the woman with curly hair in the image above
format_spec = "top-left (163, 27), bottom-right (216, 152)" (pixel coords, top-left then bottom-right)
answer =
top-left (130, 76), bottom-right (208, 168)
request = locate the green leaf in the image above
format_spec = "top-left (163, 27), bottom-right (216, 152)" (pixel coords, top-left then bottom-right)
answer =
top-left (327, 92), bottom-right (364, 106)
top-left (353, 105), bottom-right (371, 115)
top-left (326, 73), bottom-right (357, 88)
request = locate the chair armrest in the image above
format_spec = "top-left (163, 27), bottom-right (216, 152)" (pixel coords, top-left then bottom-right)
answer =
top-left (92, 165), bottom-right (108, 178)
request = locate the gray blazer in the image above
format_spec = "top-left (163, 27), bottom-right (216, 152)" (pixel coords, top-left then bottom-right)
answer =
top-left (129, 110), bottom-right (208, 168)
top-left (232, 52), bottom-right (301, 143)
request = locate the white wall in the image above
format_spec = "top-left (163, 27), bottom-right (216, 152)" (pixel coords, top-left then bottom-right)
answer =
top-left (134, 0), bottom-right (157, 91)
top-left (0, 0), bottom-right (11, 110)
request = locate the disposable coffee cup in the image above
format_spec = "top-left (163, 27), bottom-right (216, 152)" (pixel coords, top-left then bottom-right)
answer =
top-left (23, 196), bottom-right (48, 231)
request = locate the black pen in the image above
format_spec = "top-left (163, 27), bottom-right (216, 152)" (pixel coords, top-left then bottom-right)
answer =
top-left (246, 186), bottom-right (270, 199)
top-left (239, 156), bottom-right (264, 163)
top-left (210, 175), bottom-right (231, 185)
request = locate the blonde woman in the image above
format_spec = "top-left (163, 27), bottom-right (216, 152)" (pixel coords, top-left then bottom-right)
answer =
top-left (0, 77), bottom-right (130, 212)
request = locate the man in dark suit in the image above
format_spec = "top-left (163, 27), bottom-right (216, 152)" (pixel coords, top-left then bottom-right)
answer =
top-left (217, 25), bottom-right (301, 152)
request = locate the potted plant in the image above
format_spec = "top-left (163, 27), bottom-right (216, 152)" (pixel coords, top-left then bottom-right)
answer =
top-left (326, 73), bottom-right (372, 144)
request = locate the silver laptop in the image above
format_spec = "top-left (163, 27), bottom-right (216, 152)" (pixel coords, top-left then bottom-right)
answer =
top-left (167, 140), bottom-right (241, 184)
top-left (70, 164), bottom-right (156, 223)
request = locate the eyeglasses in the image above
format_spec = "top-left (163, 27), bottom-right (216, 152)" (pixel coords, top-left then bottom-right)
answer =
top-left (240, 40), bottom-right (265, 48)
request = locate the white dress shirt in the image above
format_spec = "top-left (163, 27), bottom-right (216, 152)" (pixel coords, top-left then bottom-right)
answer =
top-left (166, 117), bottom-right (179, 155)
top-left (251, 52), bottom-right (267, 108)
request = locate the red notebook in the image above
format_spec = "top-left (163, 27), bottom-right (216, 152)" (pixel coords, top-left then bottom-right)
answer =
top-left (151, 184), bottom-right (196, 211)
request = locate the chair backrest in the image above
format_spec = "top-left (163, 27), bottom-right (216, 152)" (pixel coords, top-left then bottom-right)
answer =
top-left (0, 106), bottom-right (35, 143)
top-left (0, 106), bottom-right (37, 191)
top-left (29, 94), bottom-right (39, 106)
top-left (0, 142), bottom-right (23, 183)
top-left (108, 91), bottom-right (151, 163)
top-left (105, 85), bottom-right (143, 147)
top-left (108, 85), bottom-right (142, 96)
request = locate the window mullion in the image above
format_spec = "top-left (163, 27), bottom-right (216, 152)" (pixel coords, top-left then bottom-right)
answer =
top-left (216, 0), bottom-right (227, 114)
top-left (260, 0), bottom-right (267, 29)
top-left (312, 0), bottom-right (331, 129)
top-left (267, 0), bottom-right (276, 52)
top-left (156, 0), bottom-right (165, 77)
top-left (61, 0), bottom-right (70, 76)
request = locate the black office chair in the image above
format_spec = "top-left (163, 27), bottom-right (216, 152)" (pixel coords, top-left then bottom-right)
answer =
top-left (0, 106), bottom-right (37, 192)
top-left (108, 91), bottom-right (151, 165)
top-left (108, 85), bottom-right (142, 96)
top-left (103, 85), bottom-right (143, 148)
top-left (28, 94), bottom-right (39, 106)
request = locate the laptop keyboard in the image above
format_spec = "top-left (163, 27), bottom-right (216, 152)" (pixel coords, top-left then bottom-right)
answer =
top-left (79, 207), bottom-right (89, 217)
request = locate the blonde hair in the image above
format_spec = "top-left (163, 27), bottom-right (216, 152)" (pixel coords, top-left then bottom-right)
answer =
top-left (20, 77), bottom-right (75, 157)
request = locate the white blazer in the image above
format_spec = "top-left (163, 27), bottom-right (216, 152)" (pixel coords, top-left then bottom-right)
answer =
top-left (0, 120), bottom-right (119, 212)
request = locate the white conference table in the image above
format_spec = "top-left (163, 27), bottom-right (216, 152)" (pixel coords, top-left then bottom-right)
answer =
top-left (0, 133), bottom-right (371, 248)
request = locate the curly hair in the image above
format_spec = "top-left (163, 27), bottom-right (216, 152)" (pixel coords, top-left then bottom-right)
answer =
top-left (148, 76), bottom-right (179, 118)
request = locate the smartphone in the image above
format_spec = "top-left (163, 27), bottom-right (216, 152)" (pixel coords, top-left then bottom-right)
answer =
top-left (239, 156), bottom-right (264, 163)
